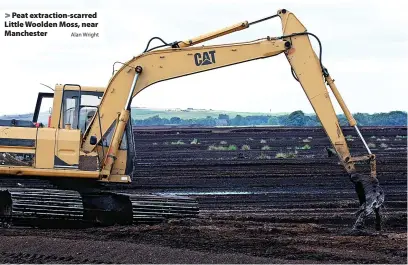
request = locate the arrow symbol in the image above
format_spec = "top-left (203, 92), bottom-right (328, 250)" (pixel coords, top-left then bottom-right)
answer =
top-left (5, 13), bottom-right (10, 18)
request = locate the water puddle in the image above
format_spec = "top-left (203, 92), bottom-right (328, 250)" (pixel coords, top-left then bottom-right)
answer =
top-left (156, 189), bottom-right (345, 196)
top-left (156, 191), bottom-right (259, 196)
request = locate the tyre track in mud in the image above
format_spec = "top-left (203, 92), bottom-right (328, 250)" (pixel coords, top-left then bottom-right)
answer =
top-left (1, 219), bottom-right (406, 264)
top-left (0, 251), bottom-right (107, 264)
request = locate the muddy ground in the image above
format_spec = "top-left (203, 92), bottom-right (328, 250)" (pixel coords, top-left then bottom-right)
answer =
top-left (0, 126), bottom-right (406, 264)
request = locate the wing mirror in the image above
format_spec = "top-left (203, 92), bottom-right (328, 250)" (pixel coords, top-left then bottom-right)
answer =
top-left (90, 136), bottom-right (97, 145)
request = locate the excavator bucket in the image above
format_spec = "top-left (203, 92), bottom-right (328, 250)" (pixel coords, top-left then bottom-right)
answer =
top-left (350, 174), bottom-right (385, 231)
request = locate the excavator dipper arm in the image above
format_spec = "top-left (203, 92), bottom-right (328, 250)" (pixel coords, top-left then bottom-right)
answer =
top-left (83, 9), bottom-right (384, 230)
top-left (278, 10), bottom-right (384, 230)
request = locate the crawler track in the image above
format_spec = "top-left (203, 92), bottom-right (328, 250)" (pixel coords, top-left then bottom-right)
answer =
top-left (2, 189), bottom-right (83, 227)
top-left (0, 189), bottom-right (199, 227)
top-left (128, 194), bottom-right (199, 224)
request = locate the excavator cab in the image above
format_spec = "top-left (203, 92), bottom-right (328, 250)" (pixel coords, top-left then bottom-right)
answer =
top-left (53, 85), bottom-right (136, 178)
top-left (31, 86), bottom-right (103, 130)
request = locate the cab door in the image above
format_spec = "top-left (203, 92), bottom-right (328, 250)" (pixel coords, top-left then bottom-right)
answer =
top-left (55, 86), bottom-right (82, 168)
top-left (54, 129), bottom-right (80, 169)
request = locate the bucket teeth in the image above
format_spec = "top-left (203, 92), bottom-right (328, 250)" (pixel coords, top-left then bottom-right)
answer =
top-left (0, 188), bottom-right (199, 227)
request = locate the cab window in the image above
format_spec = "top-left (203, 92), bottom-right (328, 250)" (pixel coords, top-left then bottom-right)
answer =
top-left (61, 90), bottom-right (103, 132)
top-left (62, 92), bottom-right (79, 129)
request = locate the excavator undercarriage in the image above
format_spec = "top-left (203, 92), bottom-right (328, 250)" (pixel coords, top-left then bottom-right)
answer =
top-left (0, 180), bottom-right (199, 227)
top-left (0, 189), bottom-right (199, 227)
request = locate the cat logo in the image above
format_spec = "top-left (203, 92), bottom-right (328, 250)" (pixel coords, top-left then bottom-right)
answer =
top-left (194, 50), bottom-right (216, 66)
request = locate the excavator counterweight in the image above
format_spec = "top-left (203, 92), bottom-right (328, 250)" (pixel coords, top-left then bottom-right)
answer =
top-left (0, 8), bottom-right (383, 230)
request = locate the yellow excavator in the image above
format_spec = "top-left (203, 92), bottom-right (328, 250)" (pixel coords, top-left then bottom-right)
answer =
top-left (0, 9), bottom-right (383, 230)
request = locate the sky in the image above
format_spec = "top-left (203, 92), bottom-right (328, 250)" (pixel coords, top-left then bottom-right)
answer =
top-left (0, 0), bottom-right (407, 116)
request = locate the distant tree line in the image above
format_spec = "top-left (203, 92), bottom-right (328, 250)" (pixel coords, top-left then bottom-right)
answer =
top-left (132, 110), bottom-right (407, 127)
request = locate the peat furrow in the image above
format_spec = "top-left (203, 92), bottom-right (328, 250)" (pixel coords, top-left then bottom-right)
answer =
top-left (0, 251), bottom-right (108, 264)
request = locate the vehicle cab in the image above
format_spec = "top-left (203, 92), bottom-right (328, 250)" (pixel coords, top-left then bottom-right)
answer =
top-left (49, 85), bottom-right (133, 178)
top-left (33, 85), bottom-right (105, 134)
